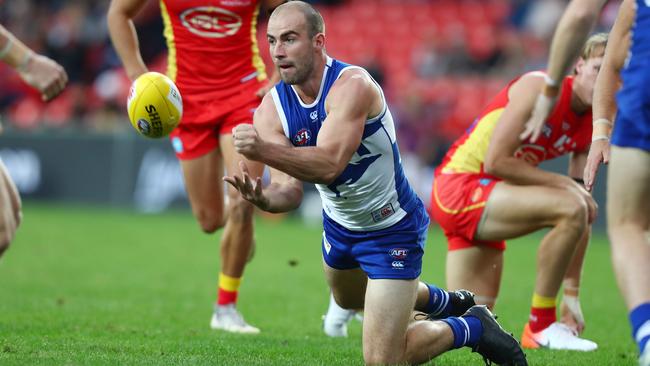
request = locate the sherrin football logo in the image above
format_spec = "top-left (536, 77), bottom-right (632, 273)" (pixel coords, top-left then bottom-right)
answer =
top-left (137, 118), bottom-right (151, 135)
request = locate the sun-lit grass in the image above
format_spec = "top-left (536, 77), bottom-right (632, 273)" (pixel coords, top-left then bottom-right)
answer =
top-left (0, 203), bottom-right (637, 365)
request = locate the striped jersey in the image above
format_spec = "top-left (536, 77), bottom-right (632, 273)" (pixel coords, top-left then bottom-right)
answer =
top-left (439, 73), bottom-right (592, 176)
top-left (159, 0), bottom-right (266, 98)
top-left (270, 57), bottom-right (420, 231)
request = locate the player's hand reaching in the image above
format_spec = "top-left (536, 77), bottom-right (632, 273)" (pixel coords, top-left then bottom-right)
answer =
top-left (18, 53), bottom-right (68, 101)
top-left (232, 124), bottom-right (264, 160)
top-left (583, 139), bottom-right (611, 192)
top-left (224, 161), bottom-right (269, 210)
top-left (568, 180), bottom-right (598, 224)
top-left (520, 90), bottom-right (557, 142)
top-left (560, 295), bottom-right (586, 335)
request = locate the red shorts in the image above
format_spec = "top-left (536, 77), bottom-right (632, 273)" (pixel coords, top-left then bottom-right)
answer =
top-left (429, 172), bottom-right (506, 251)
top-left (169, 79), bottom-right (264, 160)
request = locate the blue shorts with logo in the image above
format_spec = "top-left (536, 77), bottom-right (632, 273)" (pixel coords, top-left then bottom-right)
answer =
top-left (321, 200), bottom-right (430, 280)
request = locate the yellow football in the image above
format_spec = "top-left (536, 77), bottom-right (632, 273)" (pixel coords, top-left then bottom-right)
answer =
top-left (127, 72), bottom-right (183, 138)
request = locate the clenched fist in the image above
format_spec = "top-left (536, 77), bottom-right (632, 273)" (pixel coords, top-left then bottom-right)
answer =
top-left (232, 124), bottom-right (263, 160)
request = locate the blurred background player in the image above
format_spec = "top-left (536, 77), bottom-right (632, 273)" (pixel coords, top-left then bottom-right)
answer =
top-left (224, 2), bottom-right (526, 365)
top-left (107, 0), bottom-right (283, 333)
top-left (584, 1), bottom-right (650, 364)
top-left (0, 24), bottom-right (67, 258)
top-left (430, 34), bottom-right (608, 351)
top-left (520, 0), bottom-right (608, 142)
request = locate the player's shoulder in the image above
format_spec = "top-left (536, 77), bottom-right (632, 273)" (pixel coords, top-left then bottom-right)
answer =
top-left (507, 71), bottom-right (547, 100)
top-left (515, 71), bottom-right (548, 89)
top-left (329, 67), bottom-right (379, 105)
top-left (335, 67), bottom-right (375, 90)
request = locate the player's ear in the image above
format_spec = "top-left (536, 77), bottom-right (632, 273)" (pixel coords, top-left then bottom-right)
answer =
top-left (574, 58), bottom-right (585, 75)
top-left (313, 33), bottom-right (325, 50)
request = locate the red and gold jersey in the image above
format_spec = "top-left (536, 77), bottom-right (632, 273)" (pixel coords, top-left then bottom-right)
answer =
top-left (160, 0), bottom-right (267, 99)
top-left (439, 72), bottom-right (593, 175)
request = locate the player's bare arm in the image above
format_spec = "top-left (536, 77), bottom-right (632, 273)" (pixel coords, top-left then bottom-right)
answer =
top-left (485, 75), bottom-right (578, 189)
top-left (233, 70), bottom-right (376, 184)
top-left (107, 0), bottom-right (149, 80)
top-left (584, 0), bottom-right (634, 191)
top-left (545, 0), bottom-right (607, 90)
top-left (521, 0), bottom-right (607, 142)
top-left (226, 94), bottom-right (303, 213)
top-left (0, 25), bottom-right (67, 101)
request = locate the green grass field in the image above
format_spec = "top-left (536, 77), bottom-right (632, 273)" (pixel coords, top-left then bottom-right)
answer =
top-left (0, 203), bottom-right (638, 365)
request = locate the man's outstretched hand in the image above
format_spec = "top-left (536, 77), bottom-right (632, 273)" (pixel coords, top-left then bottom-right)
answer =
top-left (223, 161), bottom-right (268, 210)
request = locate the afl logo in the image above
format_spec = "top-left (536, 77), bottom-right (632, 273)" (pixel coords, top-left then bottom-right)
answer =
top-left (293, 128), bottom-right (311, 146)
top-left (180, 7), bottom-right (243, 38)
top-left (389, 248), bottom-right (409, 260)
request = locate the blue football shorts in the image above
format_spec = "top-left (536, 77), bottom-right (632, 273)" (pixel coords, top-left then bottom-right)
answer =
top-left (321, 200), bottom-right (430, 280)
top-left (613, 60), bottom-right (650, 151)
top-left (612, 112), bottom-right (650, 151)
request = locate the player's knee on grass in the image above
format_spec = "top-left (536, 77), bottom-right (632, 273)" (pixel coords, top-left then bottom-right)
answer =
top-left (364, 350), bottom-right (402, 366)
top-left (364, 332), bottom-right (410, 366)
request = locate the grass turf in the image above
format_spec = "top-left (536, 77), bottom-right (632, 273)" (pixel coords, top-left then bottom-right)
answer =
top-left (0, 203), bottom-right (637, 365)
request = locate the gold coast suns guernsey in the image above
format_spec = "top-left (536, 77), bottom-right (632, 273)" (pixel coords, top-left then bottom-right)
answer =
top-left (438, 72), bottom-right (593, 177)
top-left (160, 0), bottom-right (266, 98)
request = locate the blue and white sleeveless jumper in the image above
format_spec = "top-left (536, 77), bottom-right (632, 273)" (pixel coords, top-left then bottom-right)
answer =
top-left (270, 56), bottom-right (423, 231)
top-left (270, 56), bottom-right (429, 279)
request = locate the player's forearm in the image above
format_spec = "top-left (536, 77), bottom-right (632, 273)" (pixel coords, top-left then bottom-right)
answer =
top-left (261, 182), bottom-right (303, 213)
top-left (546, 0), bottom-right (603, 83)
top-left (107, 9), bottom-right (147, 80)
top-left (485, 156), bottom-right (573, 189)
top-left (592, 64), bottom-right (619, 140)
top-left (591, 0), bottom-right (632, 138)
top-left (0, 25), bottom-right (33, 71)
top-left (257, 143), bottom-right (343, 185)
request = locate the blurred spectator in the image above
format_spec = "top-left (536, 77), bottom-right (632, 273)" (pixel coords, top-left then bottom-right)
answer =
top-left (0, 0), bottom-right (162, 132)
top-left (522, 0), bottom-right (565, 40)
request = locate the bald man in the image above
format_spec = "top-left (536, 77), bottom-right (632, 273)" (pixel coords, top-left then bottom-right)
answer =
top-left (224, 2), bottom-right (527, 364)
